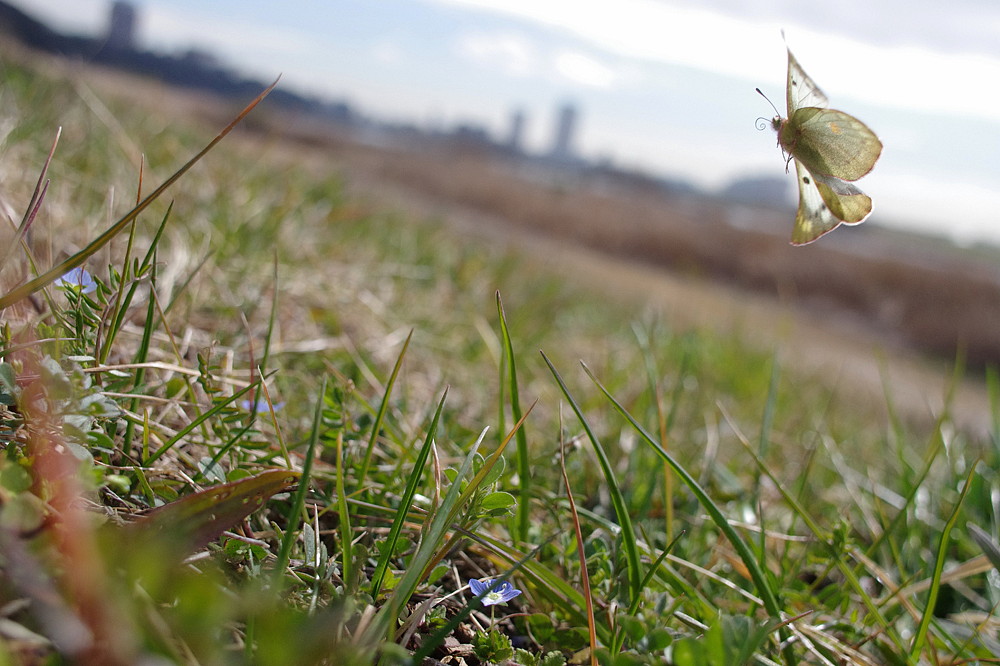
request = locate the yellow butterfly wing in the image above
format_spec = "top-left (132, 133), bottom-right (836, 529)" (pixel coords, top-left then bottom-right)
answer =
top-left (812, 170), bottom-right (873, 224)
top-left (791, 162), bottom-right (873, 246)
top-left (786, 48), bottom-right (829, 113)
top-left (777, 46), bottom-right (881, 245)
top-left (782, 107), bottom-right (883, 181)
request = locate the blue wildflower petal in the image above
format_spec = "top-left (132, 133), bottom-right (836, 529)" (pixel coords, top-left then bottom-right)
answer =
top-left (239, 399), bottom-right (284, 413)
top-left (468, 578), bottom-right (522, 606)
top-left (53, 267), bottom-right (97, 294)
top-left (469, 578), bottom-right (489, 597)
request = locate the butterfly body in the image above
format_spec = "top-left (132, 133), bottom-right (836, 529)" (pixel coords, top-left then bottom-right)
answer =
top-left (770, 49), bottom-right (883, 245)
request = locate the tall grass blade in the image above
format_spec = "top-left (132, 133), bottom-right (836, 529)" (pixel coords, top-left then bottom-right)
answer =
top-left (634, 322), bottom-right (676, 539)
top-left (357, 329), bottom-right (412, 489)
top-left (579, 361), bottom-right (795, 664)
top-left (540, 352), bottom-right (643, 603)
top-left (144, 382), bottom-right (257, 464)
top-left (559, 431), bottom-right (599, 665)
top-left (367, 426), bottom-right (489, 651)
top-left (100, 204), bottom-right (171, 364)
top-left (335, 431), bottom-right (354, 591)
top-left (418, 404), bottom-right (533, 581)
top-left (723, 404), bottom-right (905, 655)
top-left (273, 376), bottom-right (325, 581)
top-left (1, 127), bottom-right (60, 269)
top-left (754, 359), bottom-right (781, 565)
top-left (497, 292), bottom-right (531, 543)
top-left (909, 466), bottom-right (976, 660)
top-left (369, 386), bottom-right (448, 598)
top-left (0, 79), bottom-right (279, 310)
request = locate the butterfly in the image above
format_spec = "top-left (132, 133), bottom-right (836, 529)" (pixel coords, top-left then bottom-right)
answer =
top-left (765, 47), bottom-right (883, 245)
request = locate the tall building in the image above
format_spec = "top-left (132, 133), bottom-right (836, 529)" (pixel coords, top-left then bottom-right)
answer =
top-left (106, 1), bottom-right (137, 51)
top-left (549, 102), bottom-right (578, 161)
top-left (506, 108), bottom-right (526, 152)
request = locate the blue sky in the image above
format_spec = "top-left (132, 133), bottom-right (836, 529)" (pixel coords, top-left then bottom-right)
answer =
top-left (11, 0), bottom-right (1000, 245)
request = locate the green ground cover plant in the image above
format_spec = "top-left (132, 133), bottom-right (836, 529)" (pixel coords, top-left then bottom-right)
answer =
top-left (2, 54), bottom-right (1000, 665)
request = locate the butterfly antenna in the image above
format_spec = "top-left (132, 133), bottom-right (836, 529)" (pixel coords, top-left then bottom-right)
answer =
top-left (756, 88), bottom-right (780, 117)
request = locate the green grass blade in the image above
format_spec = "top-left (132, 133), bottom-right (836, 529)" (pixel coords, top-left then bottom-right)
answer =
top-left (369, 386), bottom-right (448, 599)
top-left (633, 322), bottom-right (677, 540)
top-left (723, 405), bottom-right (905, 656)
top-left (754, 359), bottom-right (781, 570)
top-left (0, 79), bottom-right (278, 310)
top-left (419, 404), bottom-right (534, 581)
top-left (357, 329), bottom-right (412, 489)
top-left (122, 253), bottom-right (159, 450)
top-left (259, 253), bottom-right (280, 391)
top-left (540, 352), bottom-right (643, 603)
top-left (368, 425), bottom-right (489, 648)
top-left (273, 376), bottom-right (325, 582)
top-left (579, 361), bottom-right (793, 662)
top-left (558, 436), bottom-right (599, 662)
top-left (909, 466), bottom-right (976, 660)
top-left (335, 431), bottom-right (353, 591)
top-left (144, 382), bottom-right (256, 465)
top-left (497, 292), bottom-right (530, 544)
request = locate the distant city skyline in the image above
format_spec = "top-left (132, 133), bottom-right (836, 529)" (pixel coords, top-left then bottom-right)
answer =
top-left (105, 1), bottom-right (135, 50)
top-left (8, 0), bottom-right (1000, 245)
top-left (549, 103), bottom-right (578, 161)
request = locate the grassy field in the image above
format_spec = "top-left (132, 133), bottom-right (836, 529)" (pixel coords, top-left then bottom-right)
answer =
top-left (3, 48), bottom-right (1000, 665)
top-left (300, 120), bottom-right (1000, 370)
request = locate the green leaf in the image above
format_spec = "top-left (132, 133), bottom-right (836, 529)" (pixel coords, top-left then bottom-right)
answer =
top-left (472, 630), bottom-right (514, 663)
top-left (527, 613), bottom-right (555, 643)
top-left (719, 614), bottom-right (772, 665)
top-left (0, 491), bottom-right (47, 533)
top-left (480, 491), bottom-right (516, 514)
top-left (0, 363), bottom-right (17, 401)
top-left (513, 649), bottom-right (538, 666)
top-left (0, 462), bottom-right (32, 494)
top-left (427, 562), bottom-right (450, 584)
top-left (480, 453), bottom-right (505, 487)
top-left (539, 651), bottom-right (567, 666)
top-left (670, 637), bottom-right (706, 666)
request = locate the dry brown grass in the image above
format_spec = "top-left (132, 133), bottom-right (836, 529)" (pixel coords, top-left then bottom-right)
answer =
top-left (29, 43), bottom-right (996, 368)
top-left (296, 136), bottom-right (1000, 369)
top-left (10, 47), bottom-right (995, 433)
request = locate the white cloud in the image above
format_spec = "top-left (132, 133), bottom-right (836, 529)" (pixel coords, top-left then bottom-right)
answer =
top-left (553, 51), bottom-right (617, 88)
top-left (427, 0), bottom-right (1000, 124)
top-left (455, 31), bottom-right (538, 77)
top-left (428, 0), bottom-right (777, 79)
top-left (456, 30), bottom-right (625, 88)
top-left (372, 40), bottom-right (404, 65)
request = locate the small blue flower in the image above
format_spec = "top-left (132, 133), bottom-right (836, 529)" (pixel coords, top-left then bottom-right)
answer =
top-left (53, 267), bottom-right (97, 294)
top-left (468, 578), bottom-right (522, 606)
top-left (239, 398), bottom-right (284, 413)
